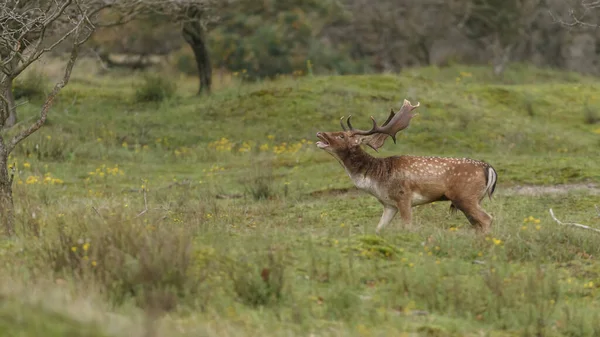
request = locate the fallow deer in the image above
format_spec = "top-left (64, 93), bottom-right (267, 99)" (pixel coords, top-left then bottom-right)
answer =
top-left (315, 99), bottom-right (497, 234)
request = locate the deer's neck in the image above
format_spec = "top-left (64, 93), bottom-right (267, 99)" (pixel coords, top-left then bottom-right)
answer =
top-left (336, 147), bottom-right (385, 180)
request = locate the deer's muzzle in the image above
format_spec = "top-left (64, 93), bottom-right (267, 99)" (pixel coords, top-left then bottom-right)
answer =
top-left (316, 132), bottom-right (329, 149)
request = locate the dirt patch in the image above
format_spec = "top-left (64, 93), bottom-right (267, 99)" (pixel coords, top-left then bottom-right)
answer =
top-left (310, 187), bottom-right (360, 198)
top-left (310, 183), bottom-right (600, 199)
top-left (503, 183), bottom-right (600, 196)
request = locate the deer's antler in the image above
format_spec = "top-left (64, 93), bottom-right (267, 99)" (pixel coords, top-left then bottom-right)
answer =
top-left (352, 99), bottom-right (420, 144)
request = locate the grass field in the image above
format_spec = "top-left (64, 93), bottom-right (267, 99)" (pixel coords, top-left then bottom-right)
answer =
top-left (1, 60), bottom-right (600, 337)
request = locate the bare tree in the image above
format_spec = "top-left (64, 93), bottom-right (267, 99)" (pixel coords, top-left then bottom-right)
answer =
top-left (0, 1), bottom-right (102, 235)
top-left (181, 6), bottom-right (214, 95)
top-left (548, 0), bottom-right (600, 27)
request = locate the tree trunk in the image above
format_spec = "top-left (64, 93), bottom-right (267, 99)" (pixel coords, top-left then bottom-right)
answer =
top-left (1, 78), bottom-right (16, 128)
top-left (0, 148), bottom-right (14, 236)
top-left (5, 78), bottom-right (16, 127)
top-left (182, 21), bottom-right (212, 95)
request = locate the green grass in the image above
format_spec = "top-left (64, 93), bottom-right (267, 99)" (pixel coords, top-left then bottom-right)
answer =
top-left (0, 299), bottom-right (108, 337)
top-left (0, 61), bottom-right (599, 336)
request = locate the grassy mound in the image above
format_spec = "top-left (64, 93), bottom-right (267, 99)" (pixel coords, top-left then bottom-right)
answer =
top-left (1, 62), bottom-right (599, 336)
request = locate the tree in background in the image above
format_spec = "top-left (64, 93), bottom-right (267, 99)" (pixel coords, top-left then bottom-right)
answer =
top-left (336, 0), bottom-right (457, 71)
top-left (90, 15), bottom-right (183, 70)
top-left (549, 0), bottom-right (600, 27)
top-left (209, 0), bottom-right (365, 81)
top-left (182, 5), bottom-right (219, 95)
top-left (90, 0), bottom-right (224, 95)
top-left (458, 0), bottom-right (542, 76)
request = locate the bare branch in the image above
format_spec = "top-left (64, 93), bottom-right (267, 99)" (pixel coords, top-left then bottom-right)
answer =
top-left (549, 208), bottom-right (600, 233)
top-left (13, 17), bottom-right (88, 78)
top-left (549, 0), bottom-right (600, 28)
top-left (7, 25), bottom-right (90, 153)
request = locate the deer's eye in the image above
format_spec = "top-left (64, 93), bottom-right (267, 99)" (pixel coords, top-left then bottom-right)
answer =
top-left (339, 135), bottom-right (344, 139)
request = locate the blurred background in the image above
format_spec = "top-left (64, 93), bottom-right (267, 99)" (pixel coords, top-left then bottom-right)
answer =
top-left (49, 0), bottom-right (600, 90)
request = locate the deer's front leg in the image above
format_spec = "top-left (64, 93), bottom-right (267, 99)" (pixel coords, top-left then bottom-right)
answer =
top-left (397, 198), bottom-right (413, 229)
top-left (375, 205), bottom-right (398, 234)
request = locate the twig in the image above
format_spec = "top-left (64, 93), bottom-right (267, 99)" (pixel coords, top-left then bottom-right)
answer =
top-left (91, 206), bottom-right (104, 219)
top-left (136, 180), bottom-right (148, 217)
top-left (595, 205), bottom-right (600, 217)
top-left (549, 208), bottom-right (600, 233)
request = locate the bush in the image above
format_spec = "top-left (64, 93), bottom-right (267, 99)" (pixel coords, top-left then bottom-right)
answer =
top-left (243, 162), bottom-right (276, 201)
top-left (209, 0), bottom-right (365, 80)
top-left (134, 74), bottom-right (176, 103)
top-left (228, 250), bottom-right (285, 307)
top-left (174, 48), bottom-right (197, 76)
top-left (13, 70), bottom-right (48, 100)
top-left (34, 209), bottom-right (212, 312)
top-left (583, 102), bottom-right (600, 125)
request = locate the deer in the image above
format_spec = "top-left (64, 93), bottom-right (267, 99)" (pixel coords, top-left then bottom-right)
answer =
top-left (315, 99), bottom-right (498, 234)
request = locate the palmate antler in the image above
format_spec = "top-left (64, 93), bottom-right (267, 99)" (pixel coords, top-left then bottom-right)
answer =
top-left (340, 99), bottom-right (420, 151)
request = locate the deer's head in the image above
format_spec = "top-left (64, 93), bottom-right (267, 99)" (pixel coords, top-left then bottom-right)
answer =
top-left (316, 99), bottom-right (420, 157)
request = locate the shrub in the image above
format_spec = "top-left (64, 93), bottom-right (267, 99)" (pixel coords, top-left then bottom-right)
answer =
top-left (13, 70), bottom-right (48, 100)
top-left (174, 48), bottom-right (197, 76)
top-left (244, 163), bottom-right (276, 201)
top-left (34, 210), bottom-right (212, 312)
top-left (583, 102), bottom-right (600, 125)
top-left (134, 74), bottom-right (176, 103)
top-left (227, 250), bottom-right (285, 307)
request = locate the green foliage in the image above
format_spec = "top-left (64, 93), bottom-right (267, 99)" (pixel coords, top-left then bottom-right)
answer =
top-left (173, 48), bottom-right (197, 76)
top-left (210, 0), bottom-right (365, 80)
top-left (134, 74), bottom-right (176, 102)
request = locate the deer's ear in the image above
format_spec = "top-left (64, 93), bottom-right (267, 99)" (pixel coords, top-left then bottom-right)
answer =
top-left (358, 134), bottom-right (388, 152)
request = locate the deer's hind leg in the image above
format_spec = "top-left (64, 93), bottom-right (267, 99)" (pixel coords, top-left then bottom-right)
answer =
top-left (450, 198), bottom-right (493, 234)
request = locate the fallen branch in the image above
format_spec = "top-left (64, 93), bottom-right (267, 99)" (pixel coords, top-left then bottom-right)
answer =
top-left (549, 208), bottom-right (600, 233)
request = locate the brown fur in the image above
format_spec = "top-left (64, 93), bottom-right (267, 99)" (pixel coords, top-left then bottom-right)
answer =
top-left (316, 129), bottom-right (497, 234)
